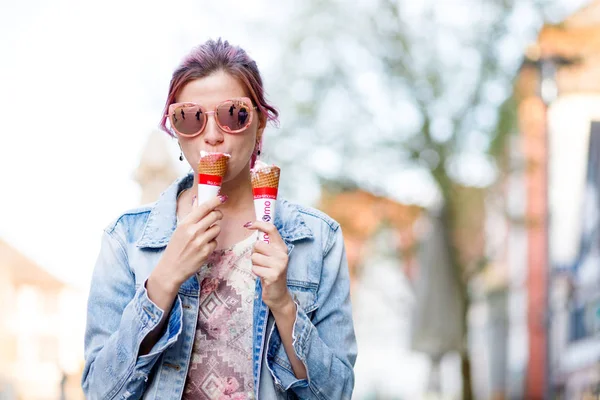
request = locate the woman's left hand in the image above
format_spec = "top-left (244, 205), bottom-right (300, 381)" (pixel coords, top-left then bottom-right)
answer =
top-left (245, 221), bottom-right (292, 311)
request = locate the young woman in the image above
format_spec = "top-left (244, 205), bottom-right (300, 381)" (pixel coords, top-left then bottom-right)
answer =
top-left (82, 38), bottom-right (357, 400)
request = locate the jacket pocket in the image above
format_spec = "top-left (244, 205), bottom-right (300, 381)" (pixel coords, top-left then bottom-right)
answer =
top-left (287, 280), bottom-right (318, 314)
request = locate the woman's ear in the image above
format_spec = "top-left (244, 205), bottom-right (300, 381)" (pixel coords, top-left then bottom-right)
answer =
top-left (257, 116), bottom-right (266, 142)
top-left (259, 113), bottom-right (267, 131)
top-left (257, 127), bottom-right (265, 143)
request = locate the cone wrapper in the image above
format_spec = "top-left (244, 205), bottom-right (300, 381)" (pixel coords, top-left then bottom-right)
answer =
top-left (197, 151), bottom-right (230, 205)
top-left (251, 162), bottom-right (280, 243)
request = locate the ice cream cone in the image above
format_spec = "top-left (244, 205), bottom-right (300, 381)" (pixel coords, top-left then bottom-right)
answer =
top-left (198, 151), bottom-right (229, 178)
top-left (196, 151), bottom-right (230, 205)
top-left (251, 165), bottom-right (281, 191)
top-left (251, 162), bottom-right (281, 242)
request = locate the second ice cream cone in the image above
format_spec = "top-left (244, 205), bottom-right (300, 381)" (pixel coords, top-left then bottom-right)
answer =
top-left (251, 162), bottom-right (281, 242)
top-left (251, 164), bottom-right (280, 200)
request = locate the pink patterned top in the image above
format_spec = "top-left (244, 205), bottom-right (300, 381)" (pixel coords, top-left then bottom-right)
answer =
top-left (182, 232), bottom-right (258, 400)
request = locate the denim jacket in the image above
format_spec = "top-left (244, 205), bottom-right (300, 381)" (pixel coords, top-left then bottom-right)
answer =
top-left (82, 172), bottom-right (357, 399)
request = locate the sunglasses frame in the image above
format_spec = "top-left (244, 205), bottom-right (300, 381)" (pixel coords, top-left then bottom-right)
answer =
top-left (167, 97), bottom-right (257, 137)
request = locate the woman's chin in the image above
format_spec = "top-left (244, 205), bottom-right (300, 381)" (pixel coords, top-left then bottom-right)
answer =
top-left (223, 165), bottom-right (251, 183)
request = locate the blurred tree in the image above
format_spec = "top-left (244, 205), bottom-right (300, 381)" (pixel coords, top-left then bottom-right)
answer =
top-left (257, 0), bottom-right (567, 398)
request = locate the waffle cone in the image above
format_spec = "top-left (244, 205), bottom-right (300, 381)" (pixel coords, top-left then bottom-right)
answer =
top-left (251, 166), bottom-right (280, 189)
top-left (198, 152), bottom-right (229, 177)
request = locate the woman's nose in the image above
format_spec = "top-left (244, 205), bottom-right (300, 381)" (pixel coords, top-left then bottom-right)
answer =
top-left (203, 115), bottom-right (224, 146)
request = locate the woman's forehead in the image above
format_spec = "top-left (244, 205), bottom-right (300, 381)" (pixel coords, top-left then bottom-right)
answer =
top-left (177, 72), bottom-right (248, 105)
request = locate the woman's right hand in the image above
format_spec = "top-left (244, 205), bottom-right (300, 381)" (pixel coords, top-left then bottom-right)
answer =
top-left (151, 195), bottom-right (226, 294)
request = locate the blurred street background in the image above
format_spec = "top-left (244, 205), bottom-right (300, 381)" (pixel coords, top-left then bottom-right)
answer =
top-left (1, 0), bottom-right (600, 398)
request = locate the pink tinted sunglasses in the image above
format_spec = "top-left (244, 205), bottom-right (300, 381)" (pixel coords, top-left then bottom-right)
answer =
top-left (167, 97), bottom-right (257, 137)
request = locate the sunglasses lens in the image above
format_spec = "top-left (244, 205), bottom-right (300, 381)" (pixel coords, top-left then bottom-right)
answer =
top-left (171, 105), bottom-right (205, 135)
top-left (216, 100), bottom-right (251, 132)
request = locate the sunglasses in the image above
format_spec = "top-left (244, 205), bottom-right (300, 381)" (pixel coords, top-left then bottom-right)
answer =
top-left (167, 97), bottom-right (257, 137)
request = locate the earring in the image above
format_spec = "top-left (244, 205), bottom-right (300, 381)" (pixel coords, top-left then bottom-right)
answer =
top-left (255, 142), bottom-right (261, 158)
top-left (176, 140), bottom-right (184, 161)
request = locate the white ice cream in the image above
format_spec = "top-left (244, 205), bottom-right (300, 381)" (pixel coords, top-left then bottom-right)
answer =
top-left (251, 159), bottom-right (276, 175)
top-left (199, 150), bottom-right (231, 158)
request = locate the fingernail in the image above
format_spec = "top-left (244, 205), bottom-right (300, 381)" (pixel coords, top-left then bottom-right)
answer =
top-left (243, 221), bottom-right (253, 228)
top-left (219, 195), bottom-right (228, 203)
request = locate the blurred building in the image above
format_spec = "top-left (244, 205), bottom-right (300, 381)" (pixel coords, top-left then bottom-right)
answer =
top-left (515, 1), bottom-right (600, 398)
top-left (133, 130), bottom-right (180, 204)
top-left (0, 239), bottom-right (85, 400)
top-left (473, 142), bottom-right (527, 400)
top-left (319, 189), bottom-right (422, 287)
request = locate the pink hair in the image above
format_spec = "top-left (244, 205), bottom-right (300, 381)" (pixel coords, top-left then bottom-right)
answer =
top-left (159, 38), bottom-right (279, 168)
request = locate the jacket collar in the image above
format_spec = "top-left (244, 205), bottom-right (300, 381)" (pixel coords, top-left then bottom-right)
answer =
top-left (136, 172), bottom-right (313, 248)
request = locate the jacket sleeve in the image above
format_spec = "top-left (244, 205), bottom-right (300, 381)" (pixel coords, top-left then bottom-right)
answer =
top-left (81, 228), bottom-right (184, 400)
top-left (266, 226), bottom-right (358, 399)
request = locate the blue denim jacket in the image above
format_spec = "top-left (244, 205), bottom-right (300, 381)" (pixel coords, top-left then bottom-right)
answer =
top-left (82, 172), bottom-right (357, 399)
